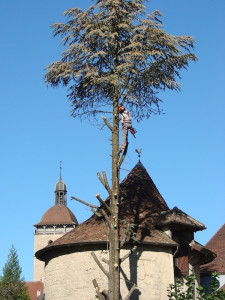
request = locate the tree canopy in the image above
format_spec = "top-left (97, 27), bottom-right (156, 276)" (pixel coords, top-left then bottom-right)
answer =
top-left (45, 0), bottom-right (197, 121)
top-left (2, 245), bottom-right (22, 283)
top-left (0, 245), bottom-right (30, 300)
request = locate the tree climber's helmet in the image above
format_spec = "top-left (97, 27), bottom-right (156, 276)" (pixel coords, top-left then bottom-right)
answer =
top-left (119, 106), bottom-right (125, 113)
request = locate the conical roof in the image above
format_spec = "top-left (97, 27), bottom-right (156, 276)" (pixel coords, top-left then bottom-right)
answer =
top-left (119, 160), bottom-right (169, 221)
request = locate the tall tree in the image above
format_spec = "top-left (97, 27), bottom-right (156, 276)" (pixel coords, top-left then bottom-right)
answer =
top-left (0, 245), bottom-right (30, 300)
top-left (45, 0), bottom-right (197, 299)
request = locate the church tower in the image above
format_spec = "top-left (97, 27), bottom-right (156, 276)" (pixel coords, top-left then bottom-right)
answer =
top-left (33, 168), bottom-right (78, 282)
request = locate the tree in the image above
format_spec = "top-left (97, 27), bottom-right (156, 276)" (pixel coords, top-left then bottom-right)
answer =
top-left (45, 0), bottom-right (197, 299)
top-left (167, 272), bottom-right (225, 300)
top-left (0, 245), bottom-right (30, 300)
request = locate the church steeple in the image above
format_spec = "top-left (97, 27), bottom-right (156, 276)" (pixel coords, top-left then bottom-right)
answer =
top-left (54, 161), bottom-right (67, 206)
top-left (33, 161), bottom-right (78, 282)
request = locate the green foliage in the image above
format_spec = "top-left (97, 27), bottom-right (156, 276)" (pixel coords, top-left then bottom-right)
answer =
top-left (45, 0), bottom-right (197, 121)
top-left (0, 245), bottom-right (30, 300)
top-left (167, 272), bottom-right (225, 300)
top-left (2, 245), bottom-right (22, 283)
top-left (167, 274), bottom-right (196, 300)
top-left (120, 219), bottom-right (139, 245)
top-left (197, 272), bottom-right (225, 300)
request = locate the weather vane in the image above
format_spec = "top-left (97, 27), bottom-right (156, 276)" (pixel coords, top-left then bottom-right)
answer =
top-left (135, 148), bottom-right (142, 159)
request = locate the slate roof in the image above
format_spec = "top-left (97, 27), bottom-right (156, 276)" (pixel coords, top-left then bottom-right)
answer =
top-left (34, 205), bottom-right (78, 226)
top-left (201, 223), bottom-right (225, 274)
top-left (35, 161), bottom-right (208, 262)
top-left (156, 206), bottom-right (206, 231)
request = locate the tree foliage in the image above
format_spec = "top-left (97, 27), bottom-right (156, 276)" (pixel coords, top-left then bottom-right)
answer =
top-left (167, 272), bottom-right (225, 300)
top-left (0, 245), bottom-right (30, 300)
top-left (45, 0), bottom-right (197, 121)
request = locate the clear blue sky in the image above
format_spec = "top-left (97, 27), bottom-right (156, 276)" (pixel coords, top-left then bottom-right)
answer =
top-left (0, 0), bottom-right (224, 281)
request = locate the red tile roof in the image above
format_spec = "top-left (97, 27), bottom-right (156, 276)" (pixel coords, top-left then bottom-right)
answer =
top-left (157, 206), bottom-right (205, 231)
top-left (36, 162), bottom-right (208, 262)
top-left (25, 281), bottom-right (44, 300)
top-left (190, 240), bottom-right (216, 265)
top-left (219, 283), bottom-right (225, 291)
top-left (34, 205), bottom-right (78, 226)
top-left (201, 223), bottom-right (225, 275)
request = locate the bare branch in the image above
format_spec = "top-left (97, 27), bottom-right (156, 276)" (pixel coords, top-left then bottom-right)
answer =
top-left (71, 196), bottom-right (98, 209)
top-left (124, 283), bottom-right (138, 300)
top-left (101, 219), bottom-right (109, 235)
top-left (96, 193), bottom-right (112, 215)
top-left (102, 257), bottom-right (109, 265)
top-left (91, 252), bottom-right (109, 278)
top-left (97, 172), bottom-right (105, 187)
top-left (120, 246), bottom-right (138, 263)
top-left (100, 208), bottom-right (111, 226)
top-left (101, 116), bottom-right (113, 131)
top-left (92, 279), bottom-right (106, 300)
top-left (102, 171), bottom-right (112, 195)
top-left (97, 172), bottom-right (112, 196)
top-left (91, 207), bottom-right (102, 218)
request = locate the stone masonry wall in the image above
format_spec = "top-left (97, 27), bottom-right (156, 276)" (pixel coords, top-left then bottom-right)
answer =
top-left (33, 233), bottom-right (63, 282)
top-left (33, 226), bottom-right (75, 282)
top-left (44, 245), bottom-right (174, 300)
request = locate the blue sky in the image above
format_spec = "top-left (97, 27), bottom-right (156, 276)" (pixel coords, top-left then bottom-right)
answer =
top-left (0, 0), bottom-right (224, 281)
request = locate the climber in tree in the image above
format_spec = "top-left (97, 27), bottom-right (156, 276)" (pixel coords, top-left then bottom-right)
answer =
top-left (119, 106), bottom-right (136, 149)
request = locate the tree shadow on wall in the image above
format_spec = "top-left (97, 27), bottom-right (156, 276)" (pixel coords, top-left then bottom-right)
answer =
top-left (120, 249), bottom-right (142, 300)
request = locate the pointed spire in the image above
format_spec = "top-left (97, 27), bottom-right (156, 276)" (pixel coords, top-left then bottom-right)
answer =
top-left (59, 161), bottom-right (62, 180)
top-left (135, 160), bottom-right (145, 169)
top-left (55, 162), bottom-right (67, 206)
top-left (134, 148), bottom-right (145, 168)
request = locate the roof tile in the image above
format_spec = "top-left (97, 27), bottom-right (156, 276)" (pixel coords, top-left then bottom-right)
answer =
top-left (34, 205), bottom-right (78, 226)
top-left (25, 281), bottom-right (44, 300)
top-left (201, 223), bottom-right (225, 274)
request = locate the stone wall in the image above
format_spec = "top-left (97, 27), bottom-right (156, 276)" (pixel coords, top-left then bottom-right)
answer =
top-left (33, 225), bottom-right (75, 282)
top-left (33, 232), bottom-right (63, 282)
top-left (43, 245), bottom-right (174, 300)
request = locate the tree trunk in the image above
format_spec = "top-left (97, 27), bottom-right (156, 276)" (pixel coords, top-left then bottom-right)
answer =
top-left (108, 99), bottom-right (120, 300)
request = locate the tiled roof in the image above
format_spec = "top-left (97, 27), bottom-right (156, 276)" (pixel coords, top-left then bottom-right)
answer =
top-left (201, 223), bottom-right (225, 275)
top-left (35, 162), bottom-right (207, 262)
top-left (34, 205), bottom-right (78, 226)
top-left (156, 206), bottom-right (206, 231)
top-left (25, 281), bottom-right (44, 300)
top-left (219, 283), bottom-right (225, 291)
top-left (190, 240), bottom-right (216, 265)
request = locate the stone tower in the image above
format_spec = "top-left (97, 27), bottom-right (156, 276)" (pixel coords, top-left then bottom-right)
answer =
top-left (33, 173), bottom-right (78, 282)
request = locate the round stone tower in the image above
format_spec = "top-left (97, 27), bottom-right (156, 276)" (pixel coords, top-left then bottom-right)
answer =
top-left (33, 173), bottom-right (78, 282)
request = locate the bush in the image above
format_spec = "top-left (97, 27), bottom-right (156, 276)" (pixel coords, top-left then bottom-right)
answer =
top-left (167, 272), bottom-right (225, 300)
